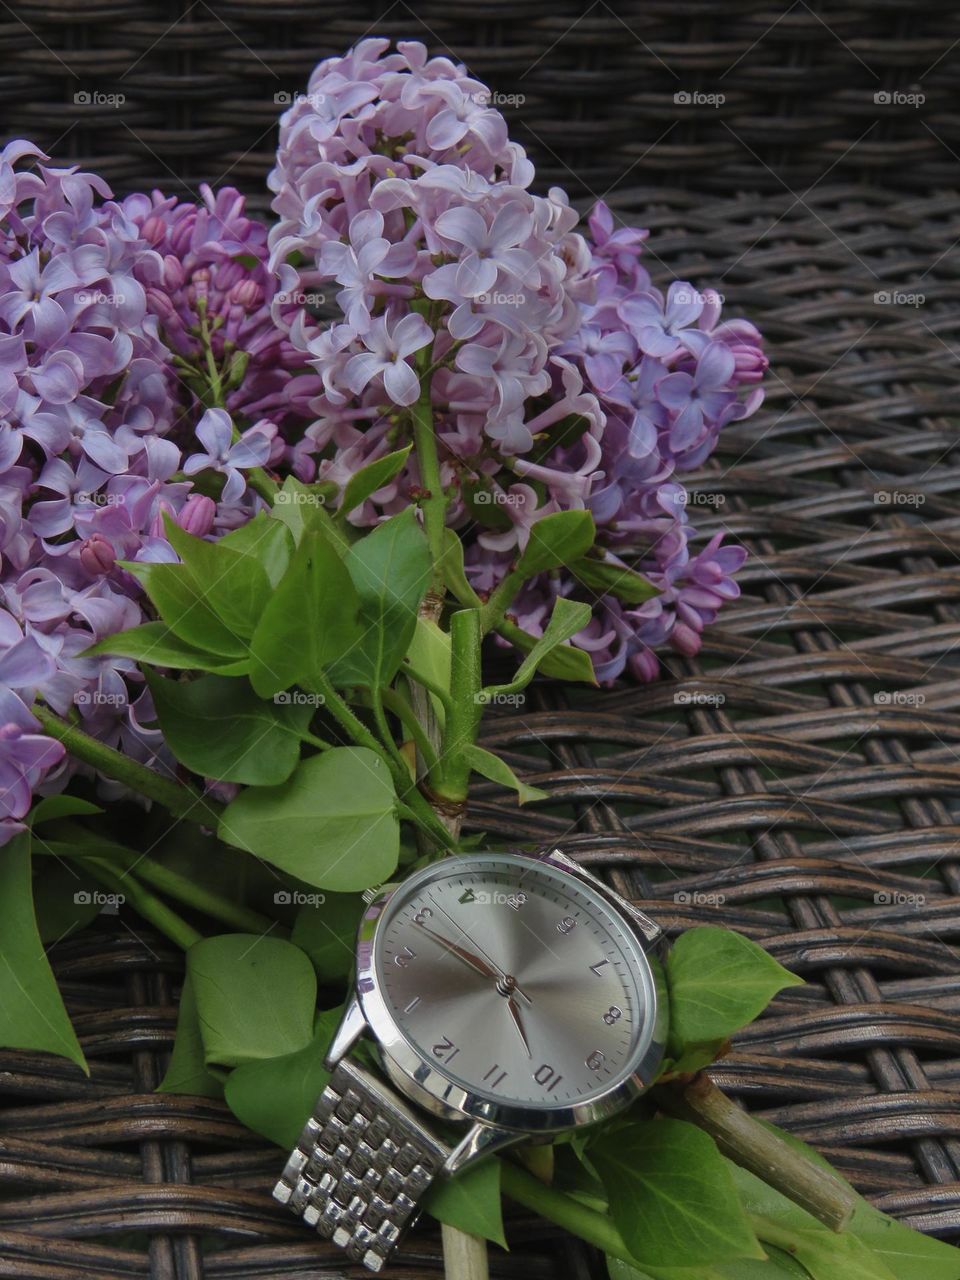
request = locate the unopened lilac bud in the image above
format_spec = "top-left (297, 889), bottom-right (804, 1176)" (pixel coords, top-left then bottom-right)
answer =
top-left (145, 286), bottom-right (176, 324)
top-left (729, 343), bottom-right (768, 383)
top-left (228, 278), bottom-right (263, 309)
top-left (149, 499), bottom-right (176, 540)
top-left (140, 215), bottom-right (167, 247)
top-left (671, 621), bottom-right (701, 657)
top-left (79, 534), bottom-right (116, 576)
top-left (179, 493), bottom-right (216, 537)
top-left (162, 254), bottom-right (184, 290)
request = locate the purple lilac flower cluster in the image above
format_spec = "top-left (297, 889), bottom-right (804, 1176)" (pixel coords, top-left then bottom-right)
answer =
top-left (0, 147), bottom-right (299, 844)
top-left (267, 39), bottom-right (766, 682)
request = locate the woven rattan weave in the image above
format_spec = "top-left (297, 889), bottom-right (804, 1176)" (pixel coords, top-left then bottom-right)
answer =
top-left (0, 3), bottom-right (958, 1277)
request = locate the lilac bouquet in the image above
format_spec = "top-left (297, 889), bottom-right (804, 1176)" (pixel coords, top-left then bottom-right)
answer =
top-left (268, 38), bottom-right (765, 680)
top-left (0, 37), bottom-right (763, 844)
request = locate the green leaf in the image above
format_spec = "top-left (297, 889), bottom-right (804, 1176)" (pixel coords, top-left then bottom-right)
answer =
top-left (667, 928), bottom-right (804, 1061)
top-left (248, 529), bottom-right (362, 698)
top-left (29, 795), bottom-right (102, 826)
top-left (440, 527), bottom-right (482, 607)
top-left (31, 860), bottom-right (102, 944)
top-left (291, 892), bottom-right (365, 981)
top-left (224, 1005), bottom-right (344, 1149)
top-left (219, 747), bottom-right (400, 891)
top-left (424, 1159), bottom-right (507, 1249)
top-left (569, 555), bottom-right (659, 605)
top-left (157, 974), bottom-right (224, 1098)
top-left (337, 445), bottom-right (412, 520)
top-left (327, 509), bottom-right (431, 689)
top-left (484, 597), bottom-right (592, 699)
top-left (0, 832), bottom-right (86, 1071)
top-left (219, 512), bottom-right (294, 587)
top-left (590, 1116), bottom-right (763, 1267)
top-left (163, 515), bottom-right (272, 640)
top-left (187, 934), bottom-right (316, 1068)
top-left (145, 672), bottom-right (311, 785)
top-left (515, 510), bottom-right (596, 578)
top-left (463, 744), bottom-right (548, 806)
top-left (759, 1122), bottom-right (960, 1280)
top-left (124, 560), bottom-right (248, 657)
top-left (402, 615), bottom-right (451, 727)
top-left (498, 618), bottom-right (598, 684)
top-left (729, 1163), bottom-right (896, 1280)
top-left (272, 476), bottom-right (343, 547)
top-left (608, 1253), bottom-right (811, 1280)
top-left (85, 621), bottom-right (250, 673)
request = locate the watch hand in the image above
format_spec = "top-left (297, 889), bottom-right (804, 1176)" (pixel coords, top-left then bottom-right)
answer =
top-left (413, 919), bottom-right (500, 982)
top-left (430, 896), bottom-right (532, 1004)
top-left (506, 995), bottom-right (532, 1059)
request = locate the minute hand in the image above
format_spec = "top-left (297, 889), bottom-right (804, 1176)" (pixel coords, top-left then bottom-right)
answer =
top-left (430, 898), bottom-right (531, 1004)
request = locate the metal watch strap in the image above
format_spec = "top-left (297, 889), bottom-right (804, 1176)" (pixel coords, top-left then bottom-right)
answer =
top-left (273, 1055), bottom-right (451, 1272)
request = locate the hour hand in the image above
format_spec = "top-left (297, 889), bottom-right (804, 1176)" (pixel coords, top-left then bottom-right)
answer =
top-left (413, 920), bottom-right (500, 982)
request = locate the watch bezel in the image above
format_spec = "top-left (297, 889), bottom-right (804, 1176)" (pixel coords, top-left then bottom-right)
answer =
top-left (354, 848), bottom-right (667, 1134)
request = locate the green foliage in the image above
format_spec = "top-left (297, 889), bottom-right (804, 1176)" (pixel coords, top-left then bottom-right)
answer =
top-left (187, 934), bottom-right (316, 1067)
top-left (424, 1159), bottom-right (507, 1249)
top-left (665, 928), bottom-right (804, 1074)
top-left (219, 748), bottom-right (400, 891)
top-left (590, 1117), bottom-right (763, 1267)
top-left (248, 529), bottom-right (362, 697)
top-left (146, 672), bottom-right (312, 785)
top-left (327, 508), bottom-right (432, 689)
top-left (291, 892), bottom-right (365, 981)
top-left (158, 974), bottom-right (224, 1098)
top-left (337, 445), bottom-right (412, 520)
top-left (568, 555), bottom-right (659, 605)
top-left (463, 744), bottom-right (547, 805)
top-left (515, 510), bottom-right (596, 578)
top-left (0, 833), bottom-right (86, 1071)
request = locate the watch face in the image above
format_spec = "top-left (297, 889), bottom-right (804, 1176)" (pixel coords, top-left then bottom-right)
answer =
top-left (368, 853), bottom-right (659, 1112)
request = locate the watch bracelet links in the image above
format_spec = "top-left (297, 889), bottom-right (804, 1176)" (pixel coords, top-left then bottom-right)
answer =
top-left (273, 1055), bottom-right (451, 1272)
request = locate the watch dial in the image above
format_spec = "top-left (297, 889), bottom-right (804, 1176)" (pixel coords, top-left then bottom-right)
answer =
top-left (373, 854), bottom-right (656, 1108)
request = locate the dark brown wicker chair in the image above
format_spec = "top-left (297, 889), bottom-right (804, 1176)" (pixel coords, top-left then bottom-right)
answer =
top-left (2, 3), bottom-right (960, 1276)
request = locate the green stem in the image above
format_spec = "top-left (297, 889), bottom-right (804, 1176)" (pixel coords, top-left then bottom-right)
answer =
top-left (500, 1161), bottom-right (638, 1268)
top-left (86, 858), bottom-right (202, 951)
top-left (379, 688), bottom-right (440, 774)
top-left (409, 342), bottom-right (446, 595)
top-left (431, 608), bottom-right (483, 804)
top-left (134, 858), bottom-right (280, 937)
top-left (479, 567), bottom-right (524, 635)
top-left (33, 705), bottom-right (222, 826)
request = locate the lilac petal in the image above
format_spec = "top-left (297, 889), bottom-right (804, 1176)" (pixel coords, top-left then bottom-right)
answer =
top-left (196, 408), bottom-right (232, 458)
top-left (456, 343), bottom-right (497, 378)
top-left (584, 351), bottom-right (622, 393)
top-left (665, 281), bottom-right (704, 329)
top-left (0, 423), bottom-right (22, 471)
top-left (343, 351), bottom-right (386, 395)
top-left (425, 108), bottom-right (469, 151)
top-left (435, 206), bottom-right (487, 251)
top-left (637, 326), bottom-right (680, 359)
top-left (350, 209), bottom-right (385, 248)
top-left (227, 433), bottom-right (272, 469)
top-left (489, 201), bottom-right (533, 249)
top-left (421, 262), bottom-right (462, 302)
top-left (0, 761), bottom-right (31, 821)
top-left (695, 341), bottom-right (736, 390)
top-left (657, 371), bottom-right (694, 411)
top-left (392, 312), bottom-right (433, 358)
top-left (81, 428), bottom-right (130, 474)
top-left (455, 254), bottom-right (498, 300)
top-left (31, 296), bottom-right (70, 348)
top-left (221, 467), bottom-right (246, 505)
top-left (669, 402), bottom-right (705, 451)
top-left (382, 359), bottom-right (420, 406)
top-left (0, 635), bottom-right (54, 688)
top-left (32, 352), bottom-right (84, 404)
top-left (27, 498), bottom-right (74, 537)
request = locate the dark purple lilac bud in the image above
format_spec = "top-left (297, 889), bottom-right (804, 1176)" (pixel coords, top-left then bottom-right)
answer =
top-left (78, 534), bottom-right (116, 576)
top-left (178, 493), bottom-right (216, 537)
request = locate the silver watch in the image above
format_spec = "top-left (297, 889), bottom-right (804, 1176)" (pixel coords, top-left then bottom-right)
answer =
top-left (274, 846), bottom-right (667, 1271)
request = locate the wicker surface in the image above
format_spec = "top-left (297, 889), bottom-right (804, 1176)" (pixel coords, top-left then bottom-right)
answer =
top-left (2, 182), bottom-right (959, 1276)
top-left (2, 1), bottom-right (960, 1276)
top-left (1, 1), bottom-right (958, 199)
